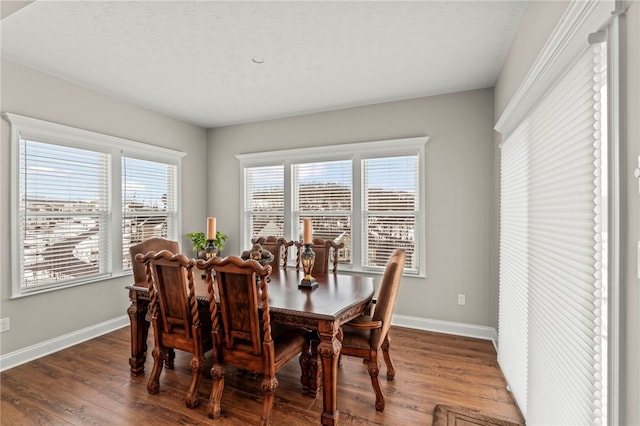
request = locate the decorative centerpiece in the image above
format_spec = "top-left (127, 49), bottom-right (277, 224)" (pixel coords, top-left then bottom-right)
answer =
top-left (241, 242), bottom-right (275, 267)
top-left (299, 218), bottom-right (317, 289)
top-left (186, 217), bottom-right (228, 259)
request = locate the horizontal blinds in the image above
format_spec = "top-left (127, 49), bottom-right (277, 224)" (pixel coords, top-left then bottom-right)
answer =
top-left (245, 165), bottom-right (285, 239)
top-left (363, 155), bottom-right (418, 270)
top-left (19, 140), bottom-right (111, 289)
top-left (122, 156), bottom-right (177, 269)
top-left (498, 122), bottom-right (530, 414)
top-left (294, 161), bottom-right (352, 259)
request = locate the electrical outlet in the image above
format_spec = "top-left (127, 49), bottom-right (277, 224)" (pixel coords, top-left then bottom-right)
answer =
top-left (457, 294), bottom-right (466, 306)
top-left (0, 317), bottom-right (9, 333)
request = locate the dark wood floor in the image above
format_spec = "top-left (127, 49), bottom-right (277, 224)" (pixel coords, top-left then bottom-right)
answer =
top-left (1, 326), bottom-right (524, 425)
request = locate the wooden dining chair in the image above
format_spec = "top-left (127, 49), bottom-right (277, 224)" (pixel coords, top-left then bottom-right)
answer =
top-left (129, 237), bottom-right (180, 285)
top-left (295, 237), bottom-right (344, 275)
top-left (199, 255), bottom-right (307, 425)
top-left (129, 237), bottom-right (181, 367)
top-left (135, 250), bottom-right (213, 408)
top-left (338, 248), bottom-right (405, 412)
top-left (251, 236), bottom-right (294, 270)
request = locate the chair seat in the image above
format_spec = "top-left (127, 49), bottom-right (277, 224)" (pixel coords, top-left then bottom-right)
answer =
top-left (341, 316), bottom-right (374, 350)
top-left (271, 325), bottom-right (307, 358)
top-left (231, 327), bottom-right (306, 363)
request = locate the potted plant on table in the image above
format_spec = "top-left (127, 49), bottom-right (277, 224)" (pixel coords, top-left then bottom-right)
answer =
top-left (186, 231), bottom-right (228, 259)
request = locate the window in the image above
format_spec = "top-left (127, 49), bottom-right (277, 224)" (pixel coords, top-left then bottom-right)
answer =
top-left (238, 137), bottom-right (427, 274)
top-left (6, 113), bottom-right (184, 297)
top-left (122, 156), bottom-right (178, 270)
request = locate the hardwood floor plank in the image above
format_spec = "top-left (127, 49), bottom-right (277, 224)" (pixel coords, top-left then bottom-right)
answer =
top-left (1, 326), bottom-right (523, 425)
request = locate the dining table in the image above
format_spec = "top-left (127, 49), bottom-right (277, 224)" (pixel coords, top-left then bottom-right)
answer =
top-left (125, 267), bottom-right (375, 426)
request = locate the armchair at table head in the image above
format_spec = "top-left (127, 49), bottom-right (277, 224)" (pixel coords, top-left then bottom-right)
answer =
top-left (204, 255), bottom-right (307, 425)
top-left (250, 236), bottom-right (294, 270)
top-left (129, 237), bottom-right (179, 286)
top-left (134, 249), bottom-right (213, 409)
top-left (295, 237), bottom-right (344, 275)
top-left (339, 248), bottom-right (405, 412)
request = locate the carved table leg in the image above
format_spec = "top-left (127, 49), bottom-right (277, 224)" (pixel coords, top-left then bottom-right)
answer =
top-left (318, 320), bottom-right (341, 426)
top-left (127, 289), bottom-right (150, 376)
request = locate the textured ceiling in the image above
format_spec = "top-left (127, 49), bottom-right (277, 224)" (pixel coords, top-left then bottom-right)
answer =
top-left (1, 1), bottom-right (527, 128)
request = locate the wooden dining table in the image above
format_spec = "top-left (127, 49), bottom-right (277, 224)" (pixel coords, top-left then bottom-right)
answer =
top-left (125, 268), bottom-right (375, 426)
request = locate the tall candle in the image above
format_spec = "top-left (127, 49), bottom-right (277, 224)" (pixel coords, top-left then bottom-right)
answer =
top-left (303, 218), bottom-right (312, 244)
top-left (207, 217), bottom-right (216, 240)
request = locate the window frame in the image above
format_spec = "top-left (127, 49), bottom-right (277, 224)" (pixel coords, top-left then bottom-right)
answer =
top-left (5, 113), bottom-right (185, 298)
top-left (237, 136), bottom-right (428, 276)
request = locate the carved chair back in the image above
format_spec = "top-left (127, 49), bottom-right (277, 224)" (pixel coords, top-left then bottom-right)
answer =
top-left (214, 256), bottom-right (271, 357)
top-left (251, 236), bottom-right (294, 270)
top-left (295, 237), bottom-right (344, 275)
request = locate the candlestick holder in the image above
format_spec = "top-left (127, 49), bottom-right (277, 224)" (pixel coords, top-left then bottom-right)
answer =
top-left (204, 239), bottom-right (217, 260)
top-left (299, 243), bottom-right (317, 289)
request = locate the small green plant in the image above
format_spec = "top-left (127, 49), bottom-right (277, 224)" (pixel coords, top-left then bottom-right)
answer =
top-left (186, 231), bottom-right (228, 252)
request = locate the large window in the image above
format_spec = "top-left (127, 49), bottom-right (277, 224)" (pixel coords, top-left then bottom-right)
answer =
top-left (6, 113), bottom-right (184, 297)
top-left (238, 137), bottom-right (427, 274)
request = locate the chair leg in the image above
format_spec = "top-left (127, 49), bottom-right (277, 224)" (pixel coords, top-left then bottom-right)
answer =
top-left (381, 334), bottom-right (395, 380)
top-left (367, 353), bottom-right (385, 412)
top-left (147, 346), bottom-right (165, 394)
top-left (299, 337), bottom-right (311, 392)
top-left (260, 376), bottom-right (278, 426)
top-left (208, 363), bottom-right (226, 419)
top-left (185, 354), bottom-right (204, 408)
top-left (165, 348), bottom-right (175, 369)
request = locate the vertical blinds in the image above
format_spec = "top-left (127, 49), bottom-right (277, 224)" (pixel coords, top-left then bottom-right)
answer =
top-left (498, 42), bottom-right (606, 424)
top-left (19, 140), bottom-right (111, 289)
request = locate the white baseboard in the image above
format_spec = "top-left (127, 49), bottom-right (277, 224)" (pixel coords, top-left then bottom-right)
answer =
top-left (0, 314), bottom-right (497, 372)
top-left (392, 314), bottom-right (498, 348)
top-left (0, 315), bottom-right (130, 372)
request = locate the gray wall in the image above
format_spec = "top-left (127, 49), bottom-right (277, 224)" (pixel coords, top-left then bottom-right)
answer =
top-left (207, 89), bottom-right (498, 327)
top-left (0, 59), bottom-right (208, 355)
top-left (494, 1), bottom-right (640, 424)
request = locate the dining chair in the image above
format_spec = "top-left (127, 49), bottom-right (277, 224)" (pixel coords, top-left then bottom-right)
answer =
top-left (251, 236), bottom-right (294, 270)
top-left (129, 237), bottom-right (180, 285)
top-left (134, 250), bottom-right (213, 408)
top-left (200, 255), bottom-right (307, 425)
top-left (338, 248), bottom-right (405, 412)
top-left (295, 237), bottom-right (344, 275)
top-left (129, 237), bottom-right (181, 367)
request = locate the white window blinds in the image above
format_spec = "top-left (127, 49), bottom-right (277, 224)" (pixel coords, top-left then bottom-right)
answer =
top-left (498, 41), bottom-right (607, 425)
top-left (245, 165), bottom-right (285, 239)
top-left (363, 155), bottom-right (418, 269)
top-left (122, 156), bottom-right (177, 269)
top-left (19, 140), bottom-right (112, 290)
top-left (7, 112), bottom-right (185, 296)
top-left (293, 160), bottom-right (352, 263)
